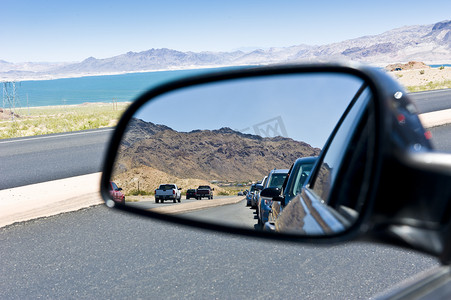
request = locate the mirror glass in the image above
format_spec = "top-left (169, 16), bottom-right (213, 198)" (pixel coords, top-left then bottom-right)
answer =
top-left (109, 72), bottom-right (373, 236)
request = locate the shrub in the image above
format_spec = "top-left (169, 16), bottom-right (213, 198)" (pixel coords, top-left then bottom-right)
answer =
top-left (128, 189), bottom-right (153, 196)
top-left (406, 79), bottom-right (451, 92)
top-left (419, 70), bottom-right (425, 75)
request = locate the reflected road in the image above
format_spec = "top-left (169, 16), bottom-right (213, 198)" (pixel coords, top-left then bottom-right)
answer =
top-left (181, 199), bottom-right (257, 229)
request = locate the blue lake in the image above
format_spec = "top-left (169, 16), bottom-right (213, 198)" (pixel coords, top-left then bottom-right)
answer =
top-left (4, 64), bottom-right (449, 108)
top-left (430, 64), bottom-right (451, 68)
top-left (7, 67), bottom-right (239, 107)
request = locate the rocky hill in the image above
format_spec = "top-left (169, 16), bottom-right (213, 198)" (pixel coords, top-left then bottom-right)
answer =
top-left (114, 118), bottom-right (320, 183)
top-left (2, 20), bottom-right (450, 80)
top-left (385, 61), bottom-right (430, 72)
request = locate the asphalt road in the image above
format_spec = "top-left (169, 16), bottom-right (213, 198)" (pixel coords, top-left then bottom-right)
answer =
top-left (0, 206), bottom-right (438, 299)
top-left (0, 128), bottom-right (113, 189)
top-left (409, 89), bottom-right (451, 113)
top-left (430, 124), bottom-right (451, 152)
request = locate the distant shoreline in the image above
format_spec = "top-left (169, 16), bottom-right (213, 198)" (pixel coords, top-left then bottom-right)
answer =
top-left (0, 64), bottom-right (247, 82)
top-left (21, 101), bottom-right (132, 110)
top-left (1, 63), bottom-right (449, 111)
top-left (2, 62), bottom-right (451, 83)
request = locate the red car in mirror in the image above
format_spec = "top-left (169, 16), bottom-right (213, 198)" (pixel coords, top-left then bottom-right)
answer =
top-left (109, 181), bottom-right (125, 204)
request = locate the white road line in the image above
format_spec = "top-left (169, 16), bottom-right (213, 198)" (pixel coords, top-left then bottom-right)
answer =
top-left (0, 128), bottom-right (114, 145)
top-left (411, 89), bottom-right (451, 95)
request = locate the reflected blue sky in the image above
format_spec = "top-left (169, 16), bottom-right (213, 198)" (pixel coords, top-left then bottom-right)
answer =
top-left (134, 73), bottom-right (366, 148)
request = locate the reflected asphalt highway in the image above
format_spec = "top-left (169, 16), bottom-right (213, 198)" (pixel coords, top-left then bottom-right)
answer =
top-left (181, 199), bottom-right (257, 229)
top-left (128, 197), bottom-right (257, 229)
top-left (128, 195), bottom-right (234, 209)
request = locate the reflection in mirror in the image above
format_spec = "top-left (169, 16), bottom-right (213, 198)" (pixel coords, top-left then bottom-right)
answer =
top-left (110, 72), bottom-right (373, 236)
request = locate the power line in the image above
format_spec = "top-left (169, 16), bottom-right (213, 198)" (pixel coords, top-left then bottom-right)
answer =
top-left (2, 81), bottom-right (22, 120)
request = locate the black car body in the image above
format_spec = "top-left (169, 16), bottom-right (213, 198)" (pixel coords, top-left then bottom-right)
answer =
top-left (186, 189), bottom-right (197, 199)
top-left (246, 183), bottom-right (258, 206)
top-left (256, 168), bottom-right (289, 227)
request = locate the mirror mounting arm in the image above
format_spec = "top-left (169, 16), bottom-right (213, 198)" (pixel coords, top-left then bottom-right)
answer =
top-left (399, 150), bottom-right (451, 176)
top-left (370, 149), bottom-right (451, 262)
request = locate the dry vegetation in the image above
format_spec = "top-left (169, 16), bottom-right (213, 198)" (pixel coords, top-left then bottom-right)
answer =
top-left (0, 102), bottom-right (129, 139)
top-left (112, 165), bottom-right (227, 198)
top-left (387, 62), bottom-right (451, 92)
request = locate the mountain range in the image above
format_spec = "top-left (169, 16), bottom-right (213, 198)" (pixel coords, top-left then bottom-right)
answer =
top-left (1, 20), bottom-right (450, 81)
top-left (113, 118), bottom-right (320, 185)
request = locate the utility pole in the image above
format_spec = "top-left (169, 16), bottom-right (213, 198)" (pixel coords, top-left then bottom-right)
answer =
top-left (112, 98), bottom-right (117, 111)
top-left (2, 81), bottom-right (21, 121)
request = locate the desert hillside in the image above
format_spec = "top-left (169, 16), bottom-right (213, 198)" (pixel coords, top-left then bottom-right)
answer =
top-left (111, 165), bottom-right (226, 196)
top-left (114, 118), bottom-right (320, 185)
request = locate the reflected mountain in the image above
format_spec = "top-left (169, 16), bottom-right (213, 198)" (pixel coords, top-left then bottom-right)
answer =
top-left (113, 118), bottom-right (321, 193)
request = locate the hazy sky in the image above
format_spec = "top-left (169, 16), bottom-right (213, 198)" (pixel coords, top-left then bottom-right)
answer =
top-left (1, 0), bottom-right (450, 62)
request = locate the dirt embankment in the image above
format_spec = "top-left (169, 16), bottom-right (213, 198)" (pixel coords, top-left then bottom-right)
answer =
top-left (0, 108), bottom-right (21, 120)
top-left (385, 61), bottom-right (430, 72)
top-left (386, 61), bottom-right (451, 90)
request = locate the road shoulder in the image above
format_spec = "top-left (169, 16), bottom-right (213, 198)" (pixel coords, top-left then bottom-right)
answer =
top-left (0, 173), bottom-right (103, 228)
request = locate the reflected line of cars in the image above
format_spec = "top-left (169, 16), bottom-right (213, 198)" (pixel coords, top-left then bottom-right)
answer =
top-left (256, 169), bottom-right (288, 227)
top-left (247, 156), bottom-right (318, 230)
top-left (263, 157), bottom-right (318, 231)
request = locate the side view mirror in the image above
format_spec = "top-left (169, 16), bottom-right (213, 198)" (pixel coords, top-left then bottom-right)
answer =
top-left (260, 187), bottom-right (282, 199)
top-left (255, 184), bottom-right (264, 191)
top-left (101, 64), bottom-right (451, 263)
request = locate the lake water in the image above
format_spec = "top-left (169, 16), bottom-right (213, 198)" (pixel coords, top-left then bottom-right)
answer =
top-left (3, 64), bottom-right (449, 108)
top-left (3, 67), bottom-right (237, 108)
top-left (430, 64), bottom-right (451, 68)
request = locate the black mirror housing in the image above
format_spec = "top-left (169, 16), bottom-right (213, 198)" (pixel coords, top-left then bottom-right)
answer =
top-left (260, 187), bottom-right (281, 199)
top-left (255, 184), bottom-right (264, 191)
top-left (100, 63), bottom-right (451, 263)
top-left (101, 63), bottom-right (384, 242)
